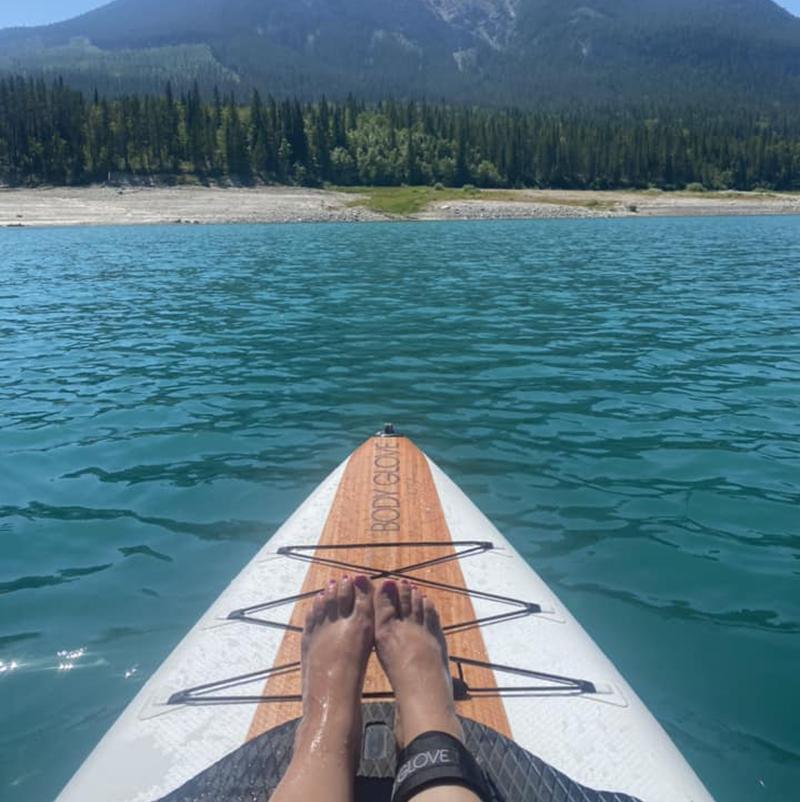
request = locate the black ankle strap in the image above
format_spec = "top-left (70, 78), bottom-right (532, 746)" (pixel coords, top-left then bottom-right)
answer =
top-left (392, 731), bottom-right (490, 802)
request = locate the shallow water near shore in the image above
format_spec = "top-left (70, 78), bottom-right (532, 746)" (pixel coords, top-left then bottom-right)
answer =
top-left (1, 217), bottom-right (798, 802)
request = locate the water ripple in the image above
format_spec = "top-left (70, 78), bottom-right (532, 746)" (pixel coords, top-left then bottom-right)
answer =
top-left (561, 580), bottom-right (799, 634)
top-left (0, 503), bottom-right (267, 543)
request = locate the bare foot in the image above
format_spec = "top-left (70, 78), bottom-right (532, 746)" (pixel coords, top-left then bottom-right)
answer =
top-left (374, 579), bottom-right (464, 749)
top-left (295, 575), bottom-right (374, 767)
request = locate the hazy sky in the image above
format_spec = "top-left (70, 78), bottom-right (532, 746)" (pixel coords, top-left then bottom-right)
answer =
top-left (0, 1), bottom-right (107, 29)
top-left (0, 0), bottom-right (799, 29)
top-left (777, 0), bottom-right (800, 13)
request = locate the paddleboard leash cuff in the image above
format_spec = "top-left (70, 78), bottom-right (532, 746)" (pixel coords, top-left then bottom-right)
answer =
top-left (392, 730), bottom-right (491, 802)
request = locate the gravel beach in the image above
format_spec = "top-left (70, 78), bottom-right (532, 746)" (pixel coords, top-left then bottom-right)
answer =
top-left (1, 185), bottom-right (798, 228)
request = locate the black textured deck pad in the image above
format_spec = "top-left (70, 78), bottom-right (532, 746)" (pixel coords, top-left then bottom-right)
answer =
top-left (158, 703), bottom-right (644, 802)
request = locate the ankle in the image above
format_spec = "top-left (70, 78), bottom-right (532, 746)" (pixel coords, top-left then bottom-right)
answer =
top-left (296, 705), bottom-right (362, 754)
top-left (396, 700), bottom-right (463, 749)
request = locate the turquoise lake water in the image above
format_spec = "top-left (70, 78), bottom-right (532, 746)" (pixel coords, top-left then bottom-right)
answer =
top-left (1, 217), bottom-right (798, 802)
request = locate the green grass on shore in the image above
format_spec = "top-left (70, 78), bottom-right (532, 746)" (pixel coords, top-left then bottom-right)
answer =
top-left (335, 185), bottom-right (792, 217)
top-left (337, 185), bottom-right (484, 215)
top-left (336, 185), bottom-right (623, 216)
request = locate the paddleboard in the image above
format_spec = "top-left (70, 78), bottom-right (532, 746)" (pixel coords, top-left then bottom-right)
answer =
top-left (56, 429), bottom-right (715, 802)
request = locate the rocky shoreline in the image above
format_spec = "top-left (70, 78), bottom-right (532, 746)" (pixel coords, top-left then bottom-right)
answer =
top-left (1, 185), bottom-right (798, 228)
top-left (418, 200), bottom-right (610, 221)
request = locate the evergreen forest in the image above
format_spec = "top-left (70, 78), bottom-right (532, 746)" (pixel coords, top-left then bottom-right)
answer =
top-left (1, 77), bottom-right (798, 191)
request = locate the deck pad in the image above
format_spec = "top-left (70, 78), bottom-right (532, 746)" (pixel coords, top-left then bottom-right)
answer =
top-left (161, 703), bottom-right (644, 802)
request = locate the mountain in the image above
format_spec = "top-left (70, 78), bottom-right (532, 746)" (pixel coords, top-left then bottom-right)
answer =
top-left (1, 0), bottom-right (800, 104)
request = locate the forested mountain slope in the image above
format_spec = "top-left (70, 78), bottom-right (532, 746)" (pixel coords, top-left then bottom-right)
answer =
top-left (1, 0), bottom-right (799, 103)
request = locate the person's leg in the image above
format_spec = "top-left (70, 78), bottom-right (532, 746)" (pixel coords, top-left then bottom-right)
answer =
top-left (398, 788), bottom-right (480, 802)
top-left (375, 579), bottom-right (482, 802)
top-left (270, 575), bottom-right (374, 802)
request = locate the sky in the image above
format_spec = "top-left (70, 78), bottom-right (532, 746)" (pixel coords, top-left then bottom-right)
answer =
top-left (0, 1), bottom-right (107, 29)
top-left (0, 0), bottom-right (799, 29)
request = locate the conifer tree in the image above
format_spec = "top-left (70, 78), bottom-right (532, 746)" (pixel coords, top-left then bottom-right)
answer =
top-left (1, 76), bottom-right (799, 191)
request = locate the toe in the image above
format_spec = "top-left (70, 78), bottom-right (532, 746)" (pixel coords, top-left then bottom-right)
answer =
top-left (304, 603), bottom-right (317, 635)
top-left (324, 578), bottom-right (339, 620)
top-left (424, 597), bottom-right (449, 656)
top-left (375, 579), bottom-right (400, 626)
top-left (411, 586), bottom-right (424, 623)
top-left (423, 596), bottom-right (440, 631)
top-left (398, 580), bottom-right (413, 618)
top-left (313, 591), bottom-right (326, 624)
top-left (338, 575), bottom-right (355, 617)
top-left (353, 575), bottom-right (374, 614)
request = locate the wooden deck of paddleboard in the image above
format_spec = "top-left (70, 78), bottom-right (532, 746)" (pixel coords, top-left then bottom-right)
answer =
top-left (248, 435), bottom-right (511, 740)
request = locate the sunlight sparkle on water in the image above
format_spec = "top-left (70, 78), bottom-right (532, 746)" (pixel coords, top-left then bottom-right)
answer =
top-left (56, 648), bottom-right (86, 672)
